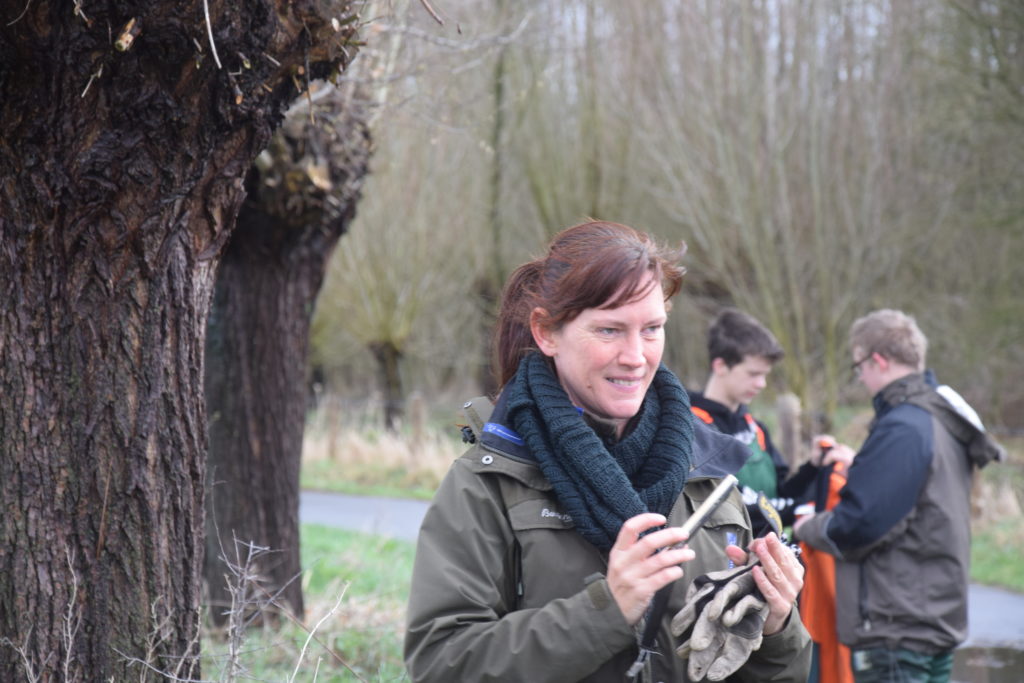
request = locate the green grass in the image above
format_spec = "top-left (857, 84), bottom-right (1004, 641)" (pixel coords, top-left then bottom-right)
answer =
top-left (202, 525), bottom-right (415, 682)
top-left (970, 435), bottom-right (1024, 592)
top-left (300, 459), bottom-right (438, 501)
top-left (972, 518), bottom-right (1024, 593)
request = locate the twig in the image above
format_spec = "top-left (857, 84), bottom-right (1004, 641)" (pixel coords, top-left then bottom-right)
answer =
top-left (0, 624), bottom-right (50, 682)
top-left (287, 589), bottom-right (348, 683)
top-left (252, 576), bottom-right (365, 679)
top-left (417, 0), bottom-right (444, 26)
top-left (113, 647), bottom-right (212, 683)
top-left (72, 0), bottom-right (91, 26)
top-left (81, 64), bottom-right (103, 98)
top-left (62, 549), bottom-right (82, 681)
top-left (375, 13), bottom-right (530, 51)
top-left (203, 0), bottom-right (222, 69)
top-left (5, 0), bottom-right (33, 27)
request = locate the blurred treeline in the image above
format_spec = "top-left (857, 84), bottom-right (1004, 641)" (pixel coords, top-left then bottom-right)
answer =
top-left (309, 0), bottom-right (1023, 429)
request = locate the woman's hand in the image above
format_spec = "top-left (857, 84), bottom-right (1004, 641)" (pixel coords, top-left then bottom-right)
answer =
top-left (724, 533), bottom-right (804, 635)
top-left (607, 513), bottom-right (695, 625)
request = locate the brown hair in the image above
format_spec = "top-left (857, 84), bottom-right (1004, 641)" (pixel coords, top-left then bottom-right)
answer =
top-left (707, 308), bottom-right (784, 368)
top-left (849, 309), bottom-right (928, 371)
top-left (493, 221), bottom-right (686, 388)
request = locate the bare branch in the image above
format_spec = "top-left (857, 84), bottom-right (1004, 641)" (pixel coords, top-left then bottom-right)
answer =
top-left (4, 0), bottom-right (33, 27)
top-left (204, 0), bottom-right (223, 69)
top-left (417, 0), bottom-right (444, 26)
top-left (288, 587), bottom-right (350, 683)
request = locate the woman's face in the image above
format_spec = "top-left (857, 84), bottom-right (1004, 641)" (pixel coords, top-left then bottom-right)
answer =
top-left (533, 275), bottom-right (667, 435)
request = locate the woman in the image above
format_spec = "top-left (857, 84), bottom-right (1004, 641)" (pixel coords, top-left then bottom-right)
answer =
top-left (404, 221), bottom-right (810, 682)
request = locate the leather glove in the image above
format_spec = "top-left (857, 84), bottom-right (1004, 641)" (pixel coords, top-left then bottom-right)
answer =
top-left (704, 598), bottom-right (769, 680)
top-left (668, 573), bottom-right (718, 639)
top-left (683, 589), bottom-right (767, 680)
top-left (670, 561), bottom-right (756, 639)
top-left (671, 560), bottom-right (769, 681)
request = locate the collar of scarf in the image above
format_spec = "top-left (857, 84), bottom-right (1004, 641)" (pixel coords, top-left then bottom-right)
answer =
top-left (504, 352), bottom-right (694, 552)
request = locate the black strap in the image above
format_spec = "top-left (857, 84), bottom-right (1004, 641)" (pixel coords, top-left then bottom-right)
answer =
top-left (627, 582), bottom-right (673, 680)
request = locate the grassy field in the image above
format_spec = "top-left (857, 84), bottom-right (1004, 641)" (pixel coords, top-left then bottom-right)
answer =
top-left (202, 525), bottom-right (414, 682)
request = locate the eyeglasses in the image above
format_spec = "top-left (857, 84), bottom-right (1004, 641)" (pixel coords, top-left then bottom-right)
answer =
top-left (850, 354), bottom-right (873, 375)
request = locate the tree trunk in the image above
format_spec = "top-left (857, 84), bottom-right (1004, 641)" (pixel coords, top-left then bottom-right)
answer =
top-left (370, 341), bottom-right (404, 430)
top-left (205, 89), bottom-right (371, 624)
top-left (0, 3), bottom-right (359, 679)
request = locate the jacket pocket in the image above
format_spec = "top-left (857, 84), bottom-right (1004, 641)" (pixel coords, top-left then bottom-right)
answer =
top-left (508, 497), bottom-right (576, 531)
top-left (506, 497), bottom-right (606, 609)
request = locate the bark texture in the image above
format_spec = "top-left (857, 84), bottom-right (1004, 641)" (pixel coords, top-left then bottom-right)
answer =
top-left (0, 2), bottom-right (359, 679)
top-left (204, 87), bottom-right (371, 623)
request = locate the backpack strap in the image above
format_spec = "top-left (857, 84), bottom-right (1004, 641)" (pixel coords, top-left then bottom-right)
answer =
top-left (691, 405), bottom-right (714, 424)
top-left (744, 413), bottom-right (767, 450)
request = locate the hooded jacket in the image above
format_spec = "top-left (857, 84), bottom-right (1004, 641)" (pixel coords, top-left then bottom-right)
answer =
top-left (404, 393), bottom-right (812, 683)
top-left (795, 372), bottom-right (1004, 654)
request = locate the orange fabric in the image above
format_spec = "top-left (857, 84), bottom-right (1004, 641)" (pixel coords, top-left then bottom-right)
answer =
top-left (743, 413), bottom-right (767, 450)
top-left (690, 406), bottom-right (714, 424)
top-left (689, 406), bottom-right (767, 450)
top-left (799, 463), bottom-right (854, 683)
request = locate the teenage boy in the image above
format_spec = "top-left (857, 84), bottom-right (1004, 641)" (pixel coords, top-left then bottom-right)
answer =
top-left (689, 308), bottom-right (828, 535)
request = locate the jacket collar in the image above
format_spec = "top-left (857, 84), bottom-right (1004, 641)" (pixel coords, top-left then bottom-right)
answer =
top-left (872, 370), bottom-right (1006, 469)
top-left (479, 388), bottom-right (534, 462)
top-left (873, 371), bottom-right (930, 415)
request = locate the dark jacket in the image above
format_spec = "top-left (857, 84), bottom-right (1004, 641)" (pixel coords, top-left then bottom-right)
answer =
top-left (795, 373), bottom-right (1004, 654)
top-left (688, 392), bottom-right (818, 532)
top-left (404, 394), bottom-right (812, 683)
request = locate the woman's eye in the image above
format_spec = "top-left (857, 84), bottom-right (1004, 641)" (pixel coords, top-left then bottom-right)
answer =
top-left (643, 325), bottom-right (663, 336)
top-left (596, 327), bottom-right (618, 336)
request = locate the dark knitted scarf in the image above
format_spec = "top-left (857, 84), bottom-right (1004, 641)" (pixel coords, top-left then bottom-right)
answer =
top-left (505, 352), bottom-right (694, 552)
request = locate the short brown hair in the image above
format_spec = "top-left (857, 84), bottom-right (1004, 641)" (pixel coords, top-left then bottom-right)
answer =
top-left (849, 309), bottom-right (928, 371)
top-left (707, 308), bottom-right (784, 368)
top-left (493, 221), bottom-right (686, 388)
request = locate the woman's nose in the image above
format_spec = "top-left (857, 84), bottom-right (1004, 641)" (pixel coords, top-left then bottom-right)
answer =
top-left (618, 332), bottom-right (644, 365)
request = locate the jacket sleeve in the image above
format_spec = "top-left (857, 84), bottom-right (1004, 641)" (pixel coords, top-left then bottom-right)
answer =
top-left (795, 405), bottom-right (933, 560)
top-left (403, 458), bottom-right (635, 683)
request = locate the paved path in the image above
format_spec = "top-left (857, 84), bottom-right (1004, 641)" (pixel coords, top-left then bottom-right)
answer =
top-left (300, 490), bottom-right (429, 542)
top-left (299, 490), bottom-right (1024, 648)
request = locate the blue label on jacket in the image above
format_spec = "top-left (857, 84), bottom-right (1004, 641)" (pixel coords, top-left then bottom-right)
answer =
top-left (483, 422), bottom-right (525, 446)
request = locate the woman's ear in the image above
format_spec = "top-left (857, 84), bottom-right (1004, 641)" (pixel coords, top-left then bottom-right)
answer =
top-left (530, 307), bottom-right (558, 357)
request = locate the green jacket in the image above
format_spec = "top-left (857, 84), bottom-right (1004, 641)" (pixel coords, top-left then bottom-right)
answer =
top-left (404, 396), bottom-right (811, 682)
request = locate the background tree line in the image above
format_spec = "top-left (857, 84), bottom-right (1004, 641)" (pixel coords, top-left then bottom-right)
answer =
top-left (313, 0), bottom-right (1023, 429)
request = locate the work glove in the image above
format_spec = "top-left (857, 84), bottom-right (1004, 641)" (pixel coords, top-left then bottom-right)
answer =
top-left (671, 560), bottom-right (769, 681)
